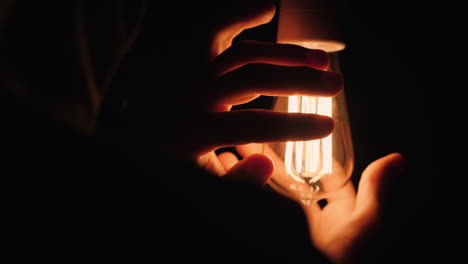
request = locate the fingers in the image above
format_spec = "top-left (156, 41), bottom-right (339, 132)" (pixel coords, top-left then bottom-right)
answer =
top-left (211, 40), bottom-right (330, 77)
top-left (218, 151), bottom-right (239, 171)
top-left (236, 143), bottom-right (286, 179)
top-left (236, 143), bottom-right (263, 157)
top-left (210, 1), bottom-right (276, 58)
top-left (195, 109), bottom-right (334, 151)
top-left (197, 152), bottom-right (227, 176)
top-left (223, 153), bottom-right (274, 186)
top-left (354, 153), bottom-right (407, 218)
top-left (210, 64), bottom-right (343, 106)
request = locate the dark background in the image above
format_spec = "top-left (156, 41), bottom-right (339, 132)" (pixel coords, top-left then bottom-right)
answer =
top-left (3, 0), bottom-right (464, 260)
top-left (233, 0), bottom-right (466, 261)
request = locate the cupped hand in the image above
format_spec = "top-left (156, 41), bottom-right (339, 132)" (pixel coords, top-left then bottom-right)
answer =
top-left (301, 153), bottom-right (407, 263)
top-left (234, 143), bottom-right (407, 263)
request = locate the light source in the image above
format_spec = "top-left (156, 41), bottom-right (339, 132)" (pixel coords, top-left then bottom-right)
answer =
top-left (263, 0), bottom-right (353, 205)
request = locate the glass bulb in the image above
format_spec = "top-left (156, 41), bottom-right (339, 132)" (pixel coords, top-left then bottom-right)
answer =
top-left (263, 45), bottom-right (354, 205)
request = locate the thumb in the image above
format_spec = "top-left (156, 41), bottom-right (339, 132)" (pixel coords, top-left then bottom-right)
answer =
top-left (354, 153), bottom-right (407, 218)
top-left (223, 153), bottom-right (273, 186)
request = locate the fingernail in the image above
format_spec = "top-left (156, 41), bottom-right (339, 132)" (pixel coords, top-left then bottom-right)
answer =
top-left (237, 154), bottom-right (274, 186)
top-left (304, 115), bottom-right (334, 137)
top-left (246, 154), bottom-right (273, 175)
top-left (323, 71), bottom-right (343, 95)
top-left (306, 49), bottom-right (330, 69)
top-left (316, 115), bottom-right (335, 136)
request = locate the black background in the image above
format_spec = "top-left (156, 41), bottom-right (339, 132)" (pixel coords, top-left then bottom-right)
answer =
top-left (3, 0), bottom-right (465, 261)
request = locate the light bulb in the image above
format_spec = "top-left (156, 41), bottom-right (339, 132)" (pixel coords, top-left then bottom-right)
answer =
top-left (263, 0), bottom-right (354, 205)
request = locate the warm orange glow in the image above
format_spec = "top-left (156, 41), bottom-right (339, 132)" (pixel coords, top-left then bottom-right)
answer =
top-left (285, 96), bottom-right (332, 184)
top-left (292, 41), bottom-right (345, 53)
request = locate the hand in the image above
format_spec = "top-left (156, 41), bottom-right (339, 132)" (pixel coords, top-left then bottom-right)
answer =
top-left (301, 153), bottom-right (407, 263)
top-left (118, 1), bottom-right (342, 182)
top-left (183, 2), bottom-right (343, 181)
top-left (233, 143), bottom-right (407, 263)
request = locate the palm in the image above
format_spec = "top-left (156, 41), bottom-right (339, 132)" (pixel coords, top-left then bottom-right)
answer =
top-left (303, 182), bottom-right (362, 263)
top-left (302, 153), bottom-right (406, 263)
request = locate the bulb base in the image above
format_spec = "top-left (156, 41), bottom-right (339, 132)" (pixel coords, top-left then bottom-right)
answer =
top-left (277, 0), bottom-right (344, 52)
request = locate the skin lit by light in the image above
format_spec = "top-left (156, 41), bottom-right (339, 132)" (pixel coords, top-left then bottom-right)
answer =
top-left (292, 41), bottom-right (345, 53)
top-left (285, 95), bottom-right (332, 182)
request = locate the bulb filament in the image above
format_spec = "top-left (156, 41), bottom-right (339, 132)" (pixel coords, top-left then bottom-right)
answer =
top-left (284, 96), bottom-right (332, 184)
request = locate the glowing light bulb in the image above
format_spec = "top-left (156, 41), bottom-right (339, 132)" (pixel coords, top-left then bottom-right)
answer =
top-left (284, 96), bottom-right (333, 182)
top-left (263, 0), bottom-right (354, 205)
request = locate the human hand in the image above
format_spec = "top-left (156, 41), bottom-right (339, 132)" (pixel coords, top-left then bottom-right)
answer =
top-left (234, 143), bottom-right (407, 263)
top-left (119, 1), bottom-right (342, 183)
top-left (186, 2), bottom-right (343, 181)
top-left (301, 153), bottom-right (407, 263)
